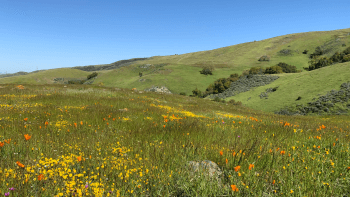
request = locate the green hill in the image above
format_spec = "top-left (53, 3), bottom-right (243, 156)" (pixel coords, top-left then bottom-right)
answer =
top-left (1, 27), bottom-right (350, 114)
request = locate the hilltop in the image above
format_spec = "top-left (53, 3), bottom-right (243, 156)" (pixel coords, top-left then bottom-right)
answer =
top-left (1, 27), bottom-right (350, 115)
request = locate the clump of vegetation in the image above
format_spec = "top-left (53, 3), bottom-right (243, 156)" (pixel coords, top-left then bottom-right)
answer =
top-left (279, 49), bottom-right (293, 56)
top-left (304, 46), bottom-right (350, 71)
top-left (191, 88), bottom-right (202, 97)
top-left (275, 62), bottom-right (299, 73)
top-left (249, 67), bottom-right (265, 75)
top-left (179, 92), bottom-right (186, 96)
top-left (258, 55), bottom-right (270, 61)
top-left (342, 43), bottom-right (347, 47)
top-left (228, 99), bottom-right (242, 106)
top-left (87, 72), bottom-right (98, 80)
top-left (202, 74), bottom-right (239, 97)
top-left (302, 49), bottom-right (309, 54)
top-left (199, 66), bottom-right (213, 75)
top-left (68, 79), bottom-right (86, 84)
top-left (212, 97), bottom-right (225, 103)
top-left (264, 66), bottom-right (283, 74)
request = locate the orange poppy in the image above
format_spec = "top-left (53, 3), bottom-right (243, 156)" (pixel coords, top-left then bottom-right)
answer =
top-left (38, 174), bottom-right (44, 181)
top-left (24, 118), bottom-right (28, 121)
top-left (226, 158), bottom-right (228, 164)
top-left (234, 166), bottom-right (241, 172)
top-left (24, 134), bottom-right (31, 141)
top-left (249, 164), bottom-right (254, 170)
top-left (272, 180), bottom-right (275, 184)
top-left (231, 185), bottom-right (239, 192)
top-left (16, 161), bottom-right (25, 168)
top-left (45, 121), bottom-right (49, 126)
top-left (0, 141), bottom-right (4, 147)
top-left (4, 139), bottom-right (11, 144)
top-left (280, 150), bottom-right (286, 155)
top-left (77, 156), bottom-right (82, 162)
top-left (220, 151), bottom-right (223, 156)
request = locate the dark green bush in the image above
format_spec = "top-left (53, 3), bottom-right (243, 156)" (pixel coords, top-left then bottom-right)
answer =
top-left (302, 50), bottom-right (308, 54)
top-left (192, 88), bottom-right (202, 97)
top-left (179, 92), bottom-right (186, 96)
top-left (342, 44), bottom-right (347, 47)
top-left (228, 99), bottom-right (242, 106)
top-left (264, 66), bottom-right (283, 74)
top-left (343, 54), bottom-right (350, 62)
top-left (343, 46), bottom-right (350, 55)
top-left (276, 62), bottom-right (298, 73)
top-left (68, 80), bottom-right (86, 84)
top-left (87, 72), bottom-right (98, 80)
top-left (249, 67), bottom-right (265, 75)
top-left (199, 67), bottom-right (213, 75)
top-left (304, 57), bottom-right (333, 71)
top-left (258, 55), bottom-right (270, 61)
top-left (330, 52), bottom-right (345, 63)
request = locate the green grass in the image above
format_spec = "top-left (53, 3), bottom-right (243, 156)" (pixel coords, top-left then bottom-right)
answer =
top-left (223, 61), bottom-right (350, 113)
top-left (0, 84), bottom-right (350, 196)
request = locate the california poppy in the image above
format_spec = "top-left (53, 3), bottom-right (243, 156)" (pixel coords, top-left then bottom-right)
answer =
top-left (24, 134), bottom-right (31, 141)
top-left (16, 161), bottom-right (25, 168)
top-left (38, 174), bottom-right (44, 181)
top-left (249, 164), bottom-right (254, 170)
top-left (231, 185), bottom-right (239, 192)
top-left (234, 166), bottom-right (241, 172)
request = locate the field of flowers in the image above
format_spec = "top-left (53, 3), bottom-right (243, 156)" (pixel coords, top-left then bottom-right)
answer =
top-left (0, 84), bottom-right (350, 196)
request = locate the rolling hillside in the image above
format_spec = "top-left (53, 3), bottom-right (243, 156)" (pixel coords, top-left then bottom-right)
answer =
top-left (1, 27), bottom-right (350, 114)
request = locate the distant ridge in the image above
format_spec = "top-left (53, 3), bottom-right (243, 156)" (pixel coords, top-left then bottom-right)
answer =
top-left (71, 57), bottom-right (149, 72)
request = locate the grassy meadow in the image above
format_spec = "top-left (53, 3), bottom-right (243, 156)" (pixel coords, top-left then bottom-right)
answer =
top-left (1, 84), bottom-right (350, 196)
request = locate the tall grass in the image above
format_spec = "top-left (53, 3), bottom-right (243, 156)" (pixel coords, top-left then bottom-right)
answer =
top-left (0, 84), bottom-right (349, 196)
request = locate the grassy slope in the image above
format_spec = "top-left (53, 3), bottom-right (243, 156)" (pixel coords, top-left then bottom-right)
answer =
top-left (1, 28), bottom-right (350, 111)
top-left (0, 68), bottom-right (91, 85)
top-left (223, 62), bottom-right (350, 113)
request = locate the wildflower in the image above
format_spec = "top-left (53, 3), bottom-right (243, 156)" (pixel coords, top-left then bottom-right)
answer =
top-left (77, 156), bottom-right (82, 162)
top-left (4, 139), bottom-right (11, 144)
top-left (38, 174), bottom-right (44, 181)
top-left (16, 161), bottom-right (25, 168)
top-left (85, 184), bottom-right (88, 188)
top-left (24, 134), bottom-right (31, 141)
top-left (249, 164), bottom-right (254, 170)
top-left (45, 121), bottom-right (49, 126)
top-left (290, 189), bottom-right (294, 193)
top-left (220, 151), bottom-right (223, 156)
top-left (24, 118), bottom-right (28, 121)
top-left (4, 192), bottom-right (9, 196)
top-left (231, 185), bottom-right (239, 192)
top-left (9, 187), bottom-right (15, 191)
top-left (234, 166), bottom-right (241, 172)
top-left (226, 158), bottom-right (228, 164)
top-left (280, 150), bottom-right (286, 155)
top-left (0, 141), bottom-right (4, 147)
top-left (347, 167), bottom-right (350, 170)
top-left (272, 180), bottom-right (275, 184)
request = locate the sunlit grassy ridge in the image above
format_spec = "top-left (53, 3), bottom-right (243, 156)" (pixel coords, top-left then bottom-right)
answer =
top-left (1, 28), bottom-right (349, 98)
top-left (0, 84), bottom-right (350, 196)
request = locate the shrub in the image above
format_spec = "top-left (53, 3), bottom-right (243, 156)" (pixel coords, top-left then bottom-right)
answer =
top-left (342, 44), bottom-right (347, 47)
top-left (276, 62), bottom-right (298, 73)
top-left (258, 55), bottom-right (270, 61)
top-left (192, 88), bottom-right (202, 97)
top-left (68, 80), bottom-right (86, 84)
top-left (309, 46), bottom-right (324, 59)
top-left (343, 46), bottom-right (350, 55)
top-left (179, 92), bottom-right (186, 96)
top-left (87, 72), bottom-right (98, 80)
top-left (330, 52), bottom-right (345, 63)
top-left (199, 66), bottom-right (213, 75)
top-left (264, 66), bottom-right (283, 74)
top-left (302, 50), bottom-right (309, 54)
top-left (249, 67), bottom-right (265, 75)
top-left (343, 54), bottom-right (350, 62)
top-left (139, 72), bottom-right (143, 77)
top-left (304, 57), bottom-right (333, 71)
top-left (228, 99), bottom-right (242, 106)
top-left (212, 97), bottom-right (222, 102)
top-left (279, 49), bottom-right (293, 56)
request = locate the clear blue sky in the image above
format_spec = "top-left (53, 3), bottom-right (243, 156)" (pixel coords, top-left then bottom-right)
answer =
top-left (1, 0), bottom-right (349, 74)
